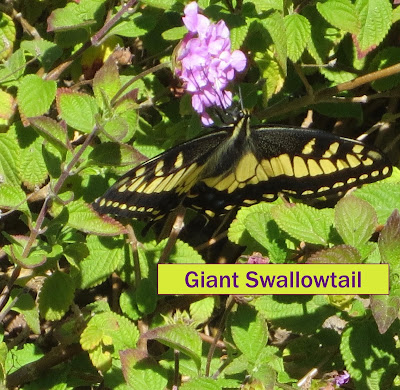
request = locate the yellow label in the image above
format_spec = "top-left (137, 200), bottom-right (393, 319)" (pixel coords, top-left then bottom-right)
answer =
top-left (158, 264), bottom-right (389, 295)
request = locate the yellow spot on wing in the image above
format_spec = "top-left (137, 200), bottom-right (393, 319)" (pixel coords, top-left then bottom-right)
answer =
top-left (336, 159), bottom-right (349, 170)
top-left (154, 161), bottom-right (164, 176)
top-left (236, 153), bottom-right (258, 182)
top-left (307, 159), bottom-right (323, 176)
top-left (174, 152), bottom-right (184, 168)
top-left (279, 154), bottom-right (294, 176)
top-left (293, 156), bottom-right (309, 177)
top-left (346, 154), bottom-right (360, 168)
top-left (261, 159), bottom-right (274, 177)
top-left (302, 138), bottom-right (316, 154)
top-left (270, 157), bottom-right (284, 176)
top-left (320, 159), bottom-right (336, 174)
top-left (352, 144), bottom-right (364, 154)
top-left (322, 142), bottom-right (339, 158)
top-left (135, 166), bottom-right (146, 177)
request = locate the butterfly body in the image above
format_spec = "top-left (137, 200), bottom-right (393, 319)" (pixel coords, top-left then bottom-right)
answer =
top-left (93, 113), bottom-right (392, 220)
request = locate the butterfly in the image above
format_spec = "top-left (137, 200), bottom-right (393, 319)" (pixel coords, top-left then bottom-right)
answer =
top-left (92, 112), bottom-right (392, 220)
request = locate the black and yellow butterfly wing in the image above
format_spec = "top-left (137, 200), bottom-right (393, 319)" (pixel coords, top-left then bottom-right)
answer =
top-left (93, 129), bottom-right (231, 219)
top-left (93, 114), bottom-right (392, 219)
top-left (186, 123), bottom-right (392, 216)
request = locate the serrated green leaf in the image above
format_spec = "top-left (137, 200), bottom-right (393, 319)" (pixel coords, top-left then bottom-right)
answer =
top-left (18, 132), bottom-right (48, 190)
top-left (73, 235), bottom-right (125, 289)
top-left (190, 297), bottom-right (217, 325)
top-left (271, 203), bottom-right (333, 245)
top-left (230, 23), bottom-right (249, 51)
top-left (260, 12), bottom-right (287, 74)
top-left (38, 272), bottom-right (75, 321)
top-left (20, 39), bottom-right (63, 71)
top-left (317, 0), bottom-right (358, 34)
top-left (254, 295), bottom-right (335, 334)
top-left (0, 48), bottom-right (25, 85)
top-left (378, 210), bottom-right (400, 281)
top-left (393, 5), bottom-right (400, 23)
top-left (57, 89), bottom-right (98, 133)
top-left (355, 181), bottom-right (400, 224)
top-left (252, 0), bottom-right (283, 12)
top-left (354, 0), bottom-right (391, 52)
top-left (29, 116), bottom-right (69, 151)
top-left (120, 349), bottom-right (168, 390)
top-left (136, 277), bottom-right (157, 315)
top-left (17, 75), bottom-right (56, 118)
top-left (108, 11), bottom-right (158, 38)
top-left (307, 244), bottom-right (361, 264)
top-left (284, 14), bottom-right (311, 62)
top-left (162, 26), bottom-right (187, 41)
top-left (231, 305), bottom-right (268, 364)
top-left (143, 324), bottom-right (202, 371)
top-left (5, 344), bottom-right (44, 375)
top-left (244, 211), bottom-right (287, 263)
top-left (0, 131), bottom-right (20, 186)
top-left (47, 0), bottom-right (106, 31)
top-left (0, 89), bottom-right (15, 123)
top-left (334, 196), bottom-right (377, 249)
top-left (0, 13), bottom-right (16, 60)
top-left (370, 293), bottom-right (400, 334)
top-left (168, 240), bottom-right (205, 264)
top-left (93, 57), bottom-right (121, 109)
top-left (120, 288), bottom-right (141, 321)
top-left (0, 183), bottom-right (28, 214)
top-left (340, 319), bottom-right (398, 388)
top-left (319, 66), bottom-right (358, 84)
top-left (7, 289), bottom-right (40, 334)
top-left (55, 199), bottom-right (127, 236)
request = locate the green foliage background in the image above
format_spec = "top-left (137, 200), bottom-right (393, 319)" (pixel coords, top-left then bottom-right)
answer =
top-left (0, 0), bottom-right (400, 389)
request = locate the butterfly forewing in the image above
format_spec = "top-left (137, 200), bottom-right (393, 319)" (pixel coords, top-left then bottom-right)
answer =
top-left (93, 129), bottom-right (230, 219)
top-left (93, 114), bottom-right (392, 220)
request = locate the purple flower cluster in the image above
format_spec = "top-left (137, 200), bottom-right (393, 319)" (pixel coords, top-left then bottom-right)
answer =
top-left (175, 2), bottom-right (247, 125)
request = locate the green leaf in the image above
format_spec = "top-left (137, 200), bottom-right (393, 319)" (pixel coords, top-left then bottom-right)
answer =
top-left (252, 0), bottom-right (283, 12)
top-left (162, 26), bottom-right (186, 41)
top-left (354, 0), bottom-right (392, 53)
top-left (81, 311), bottom-right (139, 372)
top-left (271, 203), bottom-right (333, 245)
top-left (18, 130), bottom-right (48, 190)
top-left (0, 48), bottom-right (25, 85)
top-left (244, 210), bottom-right (287, 263)
top-left (93, 57), bottom-right (121, 109)
top-left (168, 240), bottom-right (205, 264)
top-left (47, 0), bottom-right (106, 32)
top-left (370, 294), bottom-right (400, 334)
top-left (29, 116), bottom-right (69, 152)
top-left (140, 0), bottom-right (177, 10)
top-left (190, 297), bottom-right (217, 325)
top-left (7, 289), bottom-right (40, 334)
top-left (284, 14), bottom-right (311, 62)
top-left (136, 278), bottom-right (157, 315)
top-left (0, 12), bottom-right (16, 60)
top-left (230, 23), bottom-right (249, 51)
top-left (393, 5), bottom-right (400, 23)
top-left (20, 39), bottom-right (63, 71)
top-left (143, 324), bottom-right (202, 371)
top-left (38, 272), bottom-right (75, 321)
top-left (73, 235), bottom-right (126, 289)
top-left (317, 0), bottom-right (359, 34)
top-left (0, 183), bottom-right (28, 214)
top-left (334, 196), bottom-right (377, 249)
top-left (260, 12), bottom-right (287, 74)
top-left (0, 89), bottom-right (15, 124)
top-left (108, 11), bottom-right (158, 38)
top-left (56, 89), bottom-right (99, 133)
top-left (54, 199), bottom-right (127, 236)
top-left (340, 319), bottom-right (398, 389)
top-left (120, 288), bottom-right (141, 321)
top-left (230, 305), bottom-right (268, 364)
top-left (378, 210), bottom-right (400, 280)
top-left (17, 75), bottom-right (56, 118)
top-left (254, 295), bottom-right (336, 334)
top-left (120, 349), bottom-right (168, 390)
top-left (369, 47), bottom-right (400, 92)
top-left (307, 244), bottom-right (361, 264)
top-left (355, 181), bottom-right (400, 224)
top-left (5, 344), bottom-right (44, 375)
